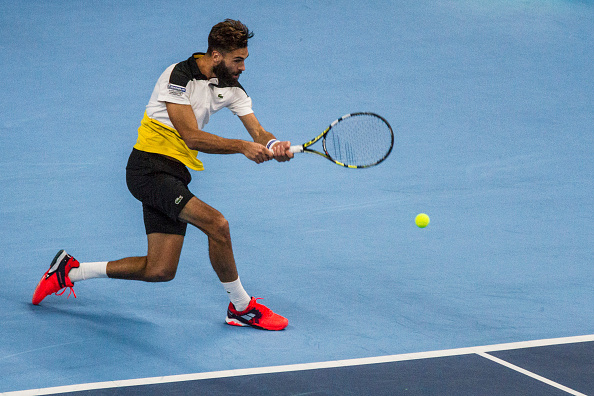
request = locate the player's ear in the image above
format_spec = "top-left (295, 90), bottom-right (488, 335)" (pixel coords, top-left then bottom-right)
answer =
top-left (212, 50), bottom-right (223, 63)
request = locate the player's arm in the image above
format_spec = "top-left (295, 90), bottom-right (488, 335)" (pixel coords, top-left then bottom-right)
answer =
top-left (239, 113), bottom-right (293, 162)
top-left (165, 102), bottom-right (272, 164)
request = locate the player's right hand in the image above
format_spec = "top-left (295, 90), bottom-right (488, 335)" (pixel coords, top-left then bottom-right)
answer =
top-left (271, 141), bottom-right (293, 162)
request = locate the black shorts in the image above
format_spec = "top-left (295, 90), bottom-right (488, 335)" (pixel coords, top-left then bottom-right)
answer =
top-left (126, 148), bottom-right (195, 236)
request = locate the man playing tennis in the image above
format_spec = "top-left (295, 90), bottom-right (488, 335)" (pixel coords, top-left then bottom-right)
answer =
top-left (32, 19), bottom-right (292, 331)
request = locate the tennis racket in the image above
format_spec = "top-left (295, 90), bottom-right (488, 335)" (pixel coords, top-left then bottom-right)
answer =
top-left (289, 112), bottom-right (394, 168)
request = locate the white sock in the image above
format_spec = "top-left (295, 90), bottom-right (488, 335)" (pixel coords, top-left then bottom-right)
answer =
top-left (222, 278), bottom-right (251, 311)
top-left (68, 262), bottom-right (108, 282)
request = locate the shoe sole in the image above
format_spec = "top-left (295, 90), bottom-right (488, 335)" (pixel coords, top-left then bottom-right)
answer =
top-left (225, 317), bottom-right (249, 327)
top-left (225, 316), bottom-right (287, 331)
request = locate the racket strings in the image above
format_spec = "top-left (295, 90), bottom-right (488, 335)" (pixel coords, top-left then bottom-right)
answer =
top-left (323, 114), bottom-right (393, 167)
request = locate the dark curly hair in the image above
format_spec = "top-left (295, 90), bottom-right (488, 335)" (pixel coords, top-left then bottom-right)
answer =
top-left (207, 19), bottom-right (254, 54)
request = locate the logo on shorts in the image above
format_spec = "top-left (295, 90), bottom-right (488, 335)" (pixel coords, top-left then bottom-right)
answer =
top-left (175, 195), bottom-right (183, 205)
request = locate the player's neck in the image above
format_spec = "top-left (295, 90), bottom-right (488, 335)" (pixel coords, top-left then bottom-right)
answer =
top-left (196, 55), bottom-right (216, 80)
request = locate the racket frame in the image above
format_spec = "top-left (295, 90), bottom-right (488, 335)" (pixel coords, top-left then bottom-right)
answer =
top-left (289, 112), bottom-right (394, 169)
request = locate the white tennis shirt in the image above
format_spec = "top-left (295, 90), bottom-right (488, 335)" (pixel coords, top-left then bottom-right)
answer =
top-left (134, 52), bottom-right (254, 170)
top-left (145, 52), bottom-right (254, 130)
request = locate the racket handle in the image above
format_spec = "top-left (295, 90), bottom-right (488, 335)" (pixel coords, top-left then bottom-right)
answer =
top-left (289, 145), bottom-right (304, 153)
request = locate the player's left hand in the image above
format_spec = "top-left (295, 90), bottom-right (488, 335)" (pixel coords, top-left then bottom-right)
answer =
top-left (271, 141), bottom-right (293, 162)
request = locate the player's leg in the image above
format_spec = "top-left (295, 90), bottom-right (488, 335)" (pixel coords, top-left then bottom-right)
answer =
top-left (33, 149), bottom-right (190, 303)
top-left (32, 233), bottom-right (184, 305)
top-left (105, 232), bottom-right (184, 282)
top-left (68, 195), bottom-right (188, 283)
top-left (105, 149), bottom-right (190, 282)
top-left (178, 196), bottom-right (288, 330)
top-left (178, 196), bottom-right (238, 283)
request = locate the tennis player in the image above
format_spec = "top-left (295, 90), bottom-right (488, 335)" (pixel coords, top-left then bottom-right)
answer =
top-left (32, 19), bottom-right (291, 331)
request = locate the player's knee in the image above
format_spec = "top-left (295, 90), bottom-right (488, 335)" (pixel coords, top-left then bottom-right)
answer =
top-left (145, 268), bottom-right (177, 282)
top-left (158, 272), bottom-right (176, 282)
top-left (211, 215), bottom-right (231, 244)
top-left (143, 258), bottom-right (178, 282)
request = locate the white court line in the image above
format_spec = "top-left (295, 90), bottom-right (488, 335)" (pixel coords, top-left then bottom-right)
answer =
top-left (3, 334), bottom-right (593, 396)
top-left (0, 341), bottom-right (82, 362)
top-left (477, 352), bottom-right (587, 396)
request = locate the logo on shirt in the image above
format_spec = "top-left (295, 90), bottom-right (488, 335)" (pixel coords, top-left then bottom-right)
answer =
top-left (218, 94), bottom-right (224, 99)
top-left (175, 195), bottom-right (183, 205)
top-left (167, 83), bottom-right (186, 97)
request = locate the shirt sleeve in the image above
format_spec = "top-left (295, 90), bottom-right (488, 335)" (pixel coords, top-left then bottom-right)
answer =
top-left (156, 63), bottom-right (192, 105)
top-left (227, 87), bottom-right (254, 117)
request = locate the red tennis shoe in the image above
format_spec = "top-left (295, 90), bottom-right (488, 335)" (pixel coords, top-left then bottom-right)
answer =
top-left (32, 250), bottom-right (79, 305)
top-left (226, 297), bottom-right (288, 331)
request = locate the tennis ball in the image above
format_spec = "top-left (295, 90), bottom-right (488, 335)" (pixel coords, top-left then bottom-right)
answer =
top-left (415, 213), bottom-right (430, 228)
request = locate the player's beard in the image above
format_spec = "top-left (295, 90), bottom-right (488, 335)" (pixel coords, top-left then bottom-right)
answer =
top-left (213, 60), bottom-right (240, 86)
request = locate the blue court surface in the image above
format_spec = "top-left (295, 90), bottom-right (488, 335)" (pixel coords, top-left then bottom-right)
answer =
top-left (1, 0), bottom-right (592, 395)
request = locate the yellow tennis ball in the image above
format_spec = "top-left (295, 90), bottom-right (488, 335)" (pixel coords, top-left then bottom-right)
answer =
top-left (415, 213), bottom-right (430, 228)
